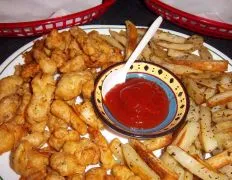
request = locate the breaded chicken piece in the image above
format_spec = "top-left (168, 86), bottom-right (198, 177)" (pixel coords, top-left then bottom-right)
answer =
top-left (50, 49), bottom-right (67, 68)
top-left (62, 139), bottom-right (100, 166)
top-left (0, 123), bottom-right (26, 154)
top-left (55, 70), bottom-right (93, 100)
top-left (20, 62), bottom-right (41, 80)
top-left (81, 79), bottom-right (94, 99)
top-left (47, 114), bottom-right (68, 132)
top-left (73, 101), bottom-right (103, 130)
top-left (51, 100), bottom-right (87, 135)
top-left (0, 75), bottom-right (23, 100)
top-left (48, 128), bottom-right (80, 151)
top-left (88, 127), bottom-right (116, 169)
top-left (112, 165), bottom-right (141, 180)
top-left (45, 30), bottom-right (66, 51)
top-left (70, 27), bottom-right (123, 68)
top-left (12, 83), bottom-right (32, 125)
top-left (0, 94), bottom-right (21, 125)
top-left (11, 141), bottom-right (49, 177)
top-left (85, 167), bottom-right (107, 180)
top-left (27, 73), bottom-right (55, 125)
top-left (50, 152), bottom-right (85, 176)
top-left (59, 54), bottom-right (87, 73)
top-left (22, 131), bottom-right (50, 148)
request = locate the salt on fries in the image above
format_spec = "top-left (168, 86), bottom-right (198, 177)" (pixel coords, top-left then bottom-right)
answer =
top-left (0, 21), bottom-right (231, 179)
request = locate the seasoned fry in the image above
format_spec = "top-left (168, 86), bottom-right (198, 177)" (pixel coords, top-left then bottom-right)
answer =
top-left (160, 152), bottom-right (186, 180)
top-left (109, 138), bottom-right (125, 164)
top-left (206, 147), bottom-right (232, 169)
top-left (207, 90), bottom-right (232, 107)
top-left (172, 121), bottom-right (200, 151)
top-left (122, 143), bottom-right (160, 179)
top-left (130, 139), bottom-right (178, 180)
top-left (161, 63), bottom-right (203, 75)
top-left (199, 106), bottom-right (218, 152)
top-left (154, 30), bottom-right (186, 43)
top-left (109, 30), bottom-right (127, 46)
top-left (212, 109), bottom-right (232, 122)
top-left (167, 49), bottom-right (188, 58)
top-left (143, 134), bottom-right (172, 151)
top-left (167, 145), bottom-right (228, 180)
top-left (170, 59), bottom-right (228, 72)
top-left (99, 34), bottom-right (124, 50)
top-left (125, 20), bottom-right (138, 59)
top-left (199, 47), bottom-right (213, 60)
top-left (157, 41), bottom-right (194, 51)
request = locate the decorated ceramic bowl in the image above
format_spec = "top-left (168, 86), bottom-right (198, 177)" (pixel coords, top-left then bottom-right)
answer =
top-left (93, 61), bottom-right (189, 138)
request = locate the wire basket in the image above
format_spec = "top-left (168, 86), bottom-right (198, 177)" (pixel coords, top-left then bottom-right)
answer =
top-left (0, 0), bottom-right (116, 37)
top-left (145, 0), bottom-right (232, 39)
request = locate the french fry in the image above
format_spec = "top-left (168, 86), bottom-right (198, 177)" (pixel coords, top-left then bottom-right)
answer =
top-left (206, 147), bottom-right (232, 169)
top-left (154, 30), bottom-right (186, 43)
top-left (125, 20), bottom-right (138, 59)
top-left (122, 143), bottom-right (160, 179)
top-left (171, 54), bottom-right (201, 61)
top-left (186, 35), bottom-right (204, 50)
top-left (141, 45), bottom-right (153, 60)
top-left (207, 90), bottom-right (232, 107)
top-left (109, 138), bottom-right (125, 164)
top-left (188, 145), bottom-right (203, 159)
top-left (214, 132), bottom-right (232, 149)
top-left (161, 63), bottom-right (203, 75)
top-left (167, 145), bottom-right (228, 180)
top-left (199, 47), bottom-right (213, 60)
top-left (130, 139), bottom-right (178, 180)
top-left (219, 165), bottom-right (232, 178)
top-left (182, 78), bottom-right (205, 105)
top-left (213, 121), bottom-right (232, 133)
top-left (109, 30), bottom-right (127, 46)
top-left (212, 109), bottom-right (232, 122)
top-left (186, 99), bottom-right (200, 122)
top-left (160, 152), bottom-right (186, 180)
top-left (170, 59), bottom-right (228, 72)
top-left (186, 72), bottom-right (222, 79)
top-left (142, 134), bottom-right (172, 151)
top-left (167, 49), bottom-right (188, 58)
top-left (172, 121), bottom-right (200, 151)
top-left (157, 41), bottom-right (194, 51)
top-left (99, 34), bottom-right (124, 50)
top-left (199, 106), bottom-right (218, 152)
top-left (194, 79), bottom-right (218, 89)
top-left (150, 41), bottom-right (168, 58)
top-left (204, 88), bottom-right (217, 100)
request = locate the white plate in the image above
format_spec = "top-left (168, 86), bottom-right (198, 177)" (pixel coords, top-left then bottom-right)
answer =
top-left (0, 25), bottom-right (231, 180)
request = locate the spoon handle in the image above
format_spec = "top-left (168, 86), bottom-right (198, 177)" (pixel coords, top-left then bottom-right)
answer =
top-left (124, 16), bottom-right (163, 71)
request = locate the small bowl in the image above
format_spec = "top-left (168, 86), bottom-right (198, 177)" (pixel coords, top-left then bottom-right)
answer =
top-left (93, 61), bottom-right (189, 138)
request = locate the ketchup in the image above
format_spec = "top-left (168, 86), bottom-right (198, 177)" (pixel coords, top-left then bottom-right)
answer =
top-left (104, 78), bottom-right (169, 129)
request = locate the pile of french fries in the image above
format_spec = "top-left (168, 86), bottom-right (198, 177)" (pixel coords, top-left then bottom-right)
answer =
top-left (105, 21), bottom-right (232, 179)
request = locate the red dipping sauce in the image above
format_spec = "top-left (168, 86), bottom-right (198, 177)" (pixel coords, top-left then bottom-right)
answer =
top-left (104, 78), bottom-right (169, 129)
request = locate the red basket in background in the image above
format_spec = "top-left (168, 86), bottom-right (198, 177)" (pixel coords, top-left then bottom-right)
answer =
top-left (145, 0), bottom-right (232, 39)
top-left (0, 0), bottom-right (115, 37)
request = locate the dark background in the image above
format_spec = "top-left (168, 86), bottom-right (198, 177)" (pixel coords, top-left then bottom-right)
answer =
top-left (0, 0), bottom-right (231, 64)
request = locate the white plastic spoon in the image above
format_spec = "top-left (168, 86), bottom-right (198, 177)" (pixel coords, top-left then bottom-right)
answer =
top-left (102, 16), bottom-right (163, 99)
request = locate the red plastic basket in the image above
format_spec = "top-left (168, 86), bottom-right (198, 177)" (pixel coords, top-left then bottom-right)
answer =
top-left (145, 0), bottom-right (232, 39)
top-left (0, 0), bottom-right (115, 37)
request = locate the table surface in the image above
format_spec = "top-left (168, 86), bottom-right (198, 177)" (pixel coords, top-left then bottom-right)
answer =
top-left (0, 0), bottom-right (231, 65)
